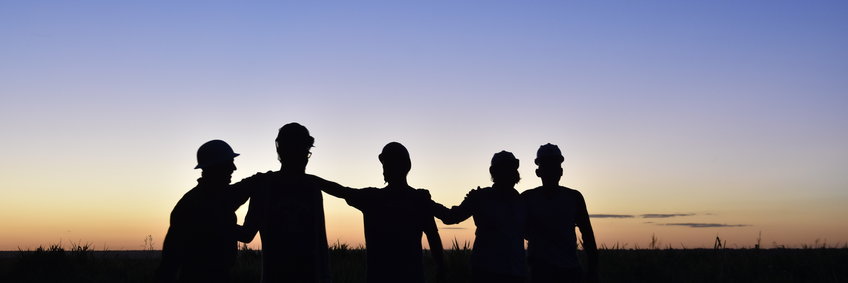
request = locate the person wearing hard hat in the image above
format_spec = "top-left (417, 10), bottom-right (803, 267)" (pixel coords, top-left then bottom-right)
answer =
top-left (432, 150), bottom-right (527, 283)
top-left (157, 140), bottom-right (246, 283)
top-left (521, 143), bottom-right (598, 283)
top-left (316, 142), bottom-right (446, 283)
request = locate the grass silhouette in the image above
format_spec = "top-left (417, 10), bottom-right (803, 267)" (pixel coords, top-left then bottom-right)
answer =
top-left (1, 237), bottom-right (847, 282)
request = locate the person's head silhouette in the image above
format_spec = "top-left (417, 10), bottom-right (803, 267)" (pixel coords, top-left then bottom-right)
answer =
top-left (275, 122), bottom-right (314, 172)
top-left (535, 143), bottom-right (564, 186)
top-left (379, 142), bottom-right (411, 185)
top-left (195, 139), bottom-right (239, 183)
top-left (490, 150), bottom-right (520, 185)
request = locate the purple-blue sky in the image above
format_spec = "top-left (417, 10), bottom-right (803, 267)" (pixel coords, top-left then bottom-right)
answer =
top-left (1, 1), bottom-right (847, 250)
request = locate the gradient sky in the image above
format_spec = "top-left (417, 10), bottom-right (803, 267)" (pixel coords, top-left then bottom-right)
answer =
top-left (2, 0), bottom-right (847, 250)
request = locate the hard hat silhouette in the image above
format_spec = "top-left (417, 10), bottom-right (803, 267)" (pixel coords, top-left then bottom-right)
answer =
top-left (535, 143), bottom-right (564, 165)
top-left (195, 140), bottom-right (240, 169)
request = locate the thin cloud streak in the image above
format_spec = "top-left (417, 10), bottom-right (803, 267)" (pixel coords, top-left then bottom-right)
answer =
top-left (590, 213), bottom-right (697, 219)
top-left (664, 223), bottom-right (750, 228)
top-left (641, 213), bottom-right (695, 218)
top-left (590, 214), bottom-right (635, 218)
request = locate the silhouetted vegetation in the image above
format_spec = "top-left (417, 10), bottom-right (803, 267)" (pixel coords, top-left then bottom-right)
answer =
top-left (1, 240), bottom-right (847, 282)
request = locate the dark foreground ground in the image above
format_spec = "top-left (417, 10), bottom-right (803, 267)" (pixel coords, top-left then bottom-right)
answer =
top-left (1, 247), bottom-right (846, 282)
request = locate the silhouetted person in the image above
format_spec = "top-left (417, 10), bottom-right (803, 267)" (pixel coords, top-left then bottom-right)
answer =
top-left (318, 142), bottom-right (445, 283)
top-left (239, 123), bottom-right (332, 283)
top-left (521, 143), bottom-right (598, 283)
top-left (432, 151), bottom-right (526, 283)
top-left (157, 140), bottom-right (247, 283)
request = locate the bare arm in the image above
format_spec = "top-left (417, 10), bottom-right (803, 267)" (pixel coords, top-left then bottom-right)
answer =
top-left (229, 171), bottom-right (269, 210)
top-left (433, 187), bottom-right (479, 224)
top-left (431, 201), bottom-right (451, 222)
top-left (236, 224), bottom-right (258, 243)
top-left (307, 174), bottom-right (358, 199)
top-left (231, 172), bottom-right (270, 243)
top-left (238, 190), bottom-right (262, 243)
top-left (424, 217), bottom-right (446, 283)
top-left (575, 191), bottom-right (598, 282)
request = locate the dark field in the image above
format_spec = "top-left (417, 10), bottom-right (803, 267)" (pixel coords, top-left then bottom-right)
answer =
top-left (1, 246), bottom-right (846, 282)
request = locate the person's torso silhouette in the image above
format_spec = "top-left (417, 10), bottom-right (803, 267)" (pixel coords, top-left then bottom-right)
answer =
top-left (240, 123), bottom-right (332, 283)
top-left (245, 172), bottom-right (330, 283)
top-left (157, 140), bottom-right (246, 283)
top-left (434, 151), bottom-right (527, 283)
top-left (317, 142), bottom-right (445, 283)
top-left (520, 143), bottom-right (597, 283)
top-left (522, 185), bottom-right (580, 268)
top-left (346, 184), bottom-right (436, 283)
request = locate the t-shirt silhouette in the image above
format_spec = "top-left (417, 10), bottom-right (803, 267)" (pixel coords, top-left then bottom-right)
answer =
top-left (158, 176), bottom-right (249, 283)
top-left (438, 185), bottom-right (526, 277)
top-left (521, 185), bottom-right (583, 269)
top-left (345, 185), bottom-right (437, 283)
top-left (244, 172), bottom-right (331, 283)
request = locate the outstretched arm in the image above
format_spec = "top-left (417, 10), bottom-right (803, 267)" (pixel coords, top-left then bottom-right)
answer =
top-left (433, 187), bottom-right (478, 224)
top-left (575, 191), bottom-right (598, 283)
top-left (307, 174), bottom-right (358, 199)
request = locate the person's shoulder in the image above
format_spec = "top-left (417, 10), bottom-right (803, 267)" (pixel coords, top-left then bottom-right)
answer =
top-left (302, 174), bottom-right (329, 187)
top-left (561, 186), bottom-right (583, 195)
top-left (413, 188), bottom-right (432, 200)
top-left (237, 170), bottom-right (274, 185)
top-left (356, 187), bottom-right (380, 195)
top-left (178, 185), bottom-right (203, 202)
top-left (252, 170), bottom-right (274, 179)
top-left (520, 186), bottom-right (544, 196)
top-left (563, 187), bottom-right (587, 201)
top-left (466, 186), bottom-right (491, 199)
top-left (171, 186), bottom-right (201, 217)
top-left (344, 187), bottom-right (379, 207)
top-left (304, 173), bottom-right (326, 182)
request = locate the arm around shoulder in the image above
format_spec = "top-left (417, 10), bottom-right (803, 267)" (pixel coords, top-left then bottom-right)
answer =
top-left (229, 171), bottom-right (270, 208)
top-left (434, 187), bottom-right (480, 224)
top-left (307, 174), bottom-right (359, 199)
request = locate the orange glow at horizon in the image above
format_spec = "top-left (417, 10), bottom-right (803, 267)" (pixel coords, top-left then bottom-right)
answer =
top-left (4, 191), bottom-right (846, 251)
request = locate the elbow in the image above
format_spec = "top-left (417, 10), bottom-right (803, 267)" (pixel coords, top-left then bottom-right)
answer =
top-left (441, 218), bottom-right (461, 225)
top-left (238, 234), bottom-right (254, 243)
top-left (436, 211), bottom-right (466, 225)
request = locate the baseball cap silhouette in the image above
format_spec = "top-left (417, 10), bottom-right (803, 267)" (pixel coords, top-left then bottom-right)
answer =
top-left (535, 143), bottom-right (564, 165)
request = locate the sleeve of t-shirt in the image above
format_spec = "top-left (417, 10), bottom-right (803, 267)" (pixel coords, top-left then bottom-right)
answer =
top-left (415, 189), bottom-right (440, 232)
top-left (423, 210), bottom-right (439, 234)
top-left (229, 171), bottom-right (269, 210)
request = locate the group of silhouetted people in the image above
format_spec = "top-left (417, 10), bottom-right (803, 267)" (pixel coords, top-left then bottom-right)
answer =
top-left (156, 122), bottom-right (598, 283)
